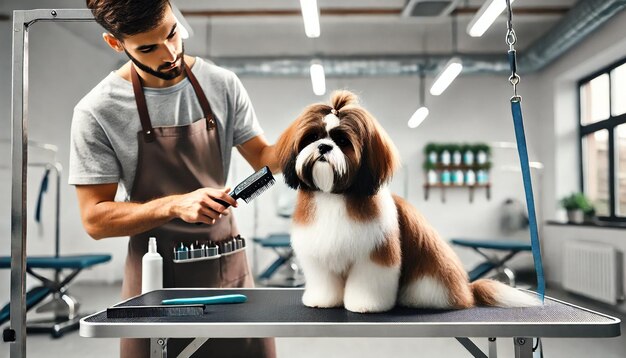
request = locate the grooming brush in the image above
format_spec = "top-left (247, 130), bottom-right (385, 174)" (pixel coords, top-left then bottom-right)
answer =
top-left (105, 294), bottom-right (248, 318)
top-left (162, 294), bottom-right (248, 305)
top-left (215, 166), bottom-right (275, 208)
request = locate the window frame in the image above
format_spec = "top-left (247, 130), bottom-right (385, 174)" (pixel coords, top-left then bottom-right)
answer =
top-left (578, 57), bottom-right (626, 223)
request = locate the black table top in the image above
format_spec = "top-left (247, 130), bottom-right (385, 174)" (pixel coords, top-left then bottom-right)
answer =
top-left (80, 288), bottom-right (621, 339)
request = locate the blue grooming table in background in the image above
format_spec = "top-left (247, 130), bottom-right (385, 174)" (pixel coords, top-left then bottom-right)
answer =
top-left (451, 238), bottom-right (532, 285)
top-left (253, 233), bottom-right (304, 287)
top-left (0, 253), bottom-right (111, 337)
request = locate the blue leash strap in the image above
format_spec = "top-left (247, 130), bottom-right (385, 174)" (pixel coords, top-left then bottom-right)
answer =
top-left (510, 99), bottom-right (545, 302)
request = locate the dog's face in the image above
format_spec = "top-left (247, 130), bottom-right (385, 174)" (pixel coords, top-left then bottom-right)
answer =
top-left (276, 92), bottom-right (400, 196)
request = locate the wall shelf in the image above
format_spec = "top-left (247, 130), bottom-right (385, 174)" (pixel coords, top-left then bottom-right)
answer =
top-left (422, 142), bottom-right (492, 204)
top-left (423, 183), bottom-right (491, 203)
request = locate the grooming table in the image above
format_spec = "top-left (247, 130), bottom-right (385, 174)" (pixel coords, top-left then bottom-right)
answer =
top-left (451, 238), bottom-right (532, 285)
top-left (80, 288), bottom-right (621, 358)
top-left (253, 234), bottom-right (304, 287)
top-left (0, 254), bottom-right (111, 337)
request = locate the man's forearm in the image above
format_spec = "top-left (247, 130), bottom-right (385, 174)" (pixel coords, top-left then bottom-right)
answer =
top-left (260, 145), bottom-right (281, 173)
top-left (85, 195), bottom-right (180, 239)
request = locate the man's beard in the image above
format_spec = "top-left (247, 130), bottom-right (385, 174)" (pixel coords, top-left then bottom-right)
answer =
top-left (125, 44), bottom-right (185, 81)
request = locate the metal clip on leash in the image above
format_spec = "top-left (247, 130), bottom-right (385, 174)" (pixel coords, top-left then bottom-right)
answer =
top-left (504, 0), bottom-right (545, 303)
top-left (506, 0), bottom-right (521, 102)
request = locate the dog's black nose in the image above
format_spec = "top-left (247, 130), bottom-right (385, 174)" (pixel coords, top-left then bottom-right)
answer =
top-left (318, 143), bottom-right (333, 155)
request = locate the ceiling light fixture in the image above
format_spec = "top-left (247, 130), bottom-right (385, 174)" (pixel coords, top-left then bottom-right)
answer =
top-left (408, 106), bottom-right (430, 128)
top-left (467, 0), bottom-right (515, 37)
top-left (310, 61), bottom-right (326, 96)
top-left (430, 57), bottom-right (463, 96)
top-left (431, 15), bottom-right (462, 96)
top-left (408, 72), bottom-right (429, 128)
top-left (300, 0), bottom-right (321, 38)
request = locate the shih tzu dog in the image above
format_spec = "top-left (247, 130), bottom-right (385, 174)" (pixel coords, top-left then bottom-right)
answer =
top-left (275, 90), bottom-right (540, 313)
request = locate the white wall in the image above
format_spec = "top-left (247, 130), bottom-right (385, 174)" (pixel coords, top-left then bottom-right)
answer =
top-left (530, 9), bottom-right (626, 311)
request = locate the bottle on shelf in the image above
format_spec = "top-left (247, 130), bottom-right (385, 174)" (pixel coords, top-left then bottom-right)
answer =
top-left (453, 150), bottom-right (462, 166)
top-left (465, 169), bottom-right (476, 186)
top-left (463, 149), bottom-right (474, 166)
top-left (427, 169), bottom-right (439, 185)
top-left (454, 169), bottom-right (464, 185)
top-left (441, 169), bottom-right (451, 186)
top-left (441, 150), bottom-right (451, 166)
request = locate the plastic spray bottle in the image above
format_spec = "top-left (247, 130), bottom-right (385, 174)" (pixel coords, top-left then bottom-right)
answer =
top-left (141, 237), bottom-right (163, 293)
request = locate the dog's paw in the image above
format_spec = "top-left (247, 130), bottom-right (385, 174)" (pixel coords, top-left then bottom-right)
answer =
top-left (344, 292), bottom-right (395, 313)
top-left (302, 289), bottom-right (343, 308)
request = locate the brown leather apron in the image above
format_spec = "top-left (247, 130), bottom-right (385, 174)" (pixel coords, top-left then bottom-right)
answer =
top-left (120, 63), bottom-right (276, 358)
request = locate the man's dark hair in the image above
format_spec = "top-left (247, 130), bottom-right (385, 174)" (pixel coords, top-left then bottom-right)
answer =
top-left (86, 0), bottom-right (171, 39)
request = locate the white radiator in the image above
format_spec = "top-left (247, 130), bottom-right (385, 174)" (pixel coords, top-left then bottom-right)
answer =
top-left (563, 241), bottom-right (624, 305)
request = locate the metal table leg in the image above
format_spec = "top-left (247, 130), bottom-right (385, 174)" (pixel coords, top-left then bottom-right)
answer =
top-left (514, 337), bottom-right (532, 358)
top-left (455, 337), bottom-right (487, 358)
top-left (149, 337), bottom-right (210, 358)
top-left (488, 337), bottom-right (498, 358)
top-left (150, 338), bottom-right (167, 358)
top-left (177, 338), bottom-right (210, 358)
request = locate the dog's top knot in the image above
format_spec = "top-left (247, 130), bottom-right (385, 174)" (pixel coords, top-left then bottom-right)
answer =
top-left (330, 90), bottom-right (359, 112)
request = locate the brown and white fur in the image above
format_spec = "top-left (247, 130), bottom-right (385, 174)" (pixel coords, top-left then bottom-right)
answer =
top-left (275, 90), bottom-right (540, 313)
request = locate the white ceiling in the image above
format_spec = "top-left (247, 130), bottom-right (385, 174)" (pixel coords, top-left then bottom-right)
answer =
top-left (173, 0), bottom-right (580, 57)
top-left (1, 0), bottom-right (580, 58)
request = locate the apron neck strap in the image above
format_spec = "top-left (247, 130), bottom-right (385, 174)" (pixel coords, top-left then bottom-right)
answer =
top-left (183, 62), bottom-right (215, 125)
top-left (130, 59), bottom-right (218, 143)
top-left (130, 64), bottom-right (156, 142)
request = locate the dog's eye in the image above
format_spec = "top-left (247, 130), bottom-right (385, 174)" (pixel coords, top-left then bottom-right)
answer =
top-left (333, 136), bottom-right (350, 148)
top-left (303, 133), bottom-right (320, 144)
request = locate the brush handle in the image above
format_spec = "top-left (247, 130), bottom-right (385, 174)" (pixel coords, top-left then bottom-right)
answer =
top-left (214, 198), bottom-right (232, 209)
top-left (195, 192), bottom-right (236, 225)
top-left (161, 294), bottom-right (248, 305)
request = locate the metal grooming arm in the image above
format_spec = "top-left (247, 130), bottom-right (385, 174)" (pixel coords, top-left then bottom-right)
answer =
top-left (8, 9), bottom-right (94, 358)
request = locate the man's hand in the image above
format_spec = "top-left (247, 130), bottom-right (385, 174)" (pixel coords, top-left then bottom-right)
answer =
top-left (171, 187), bottom-right (238, 225)
top-left (76, 184), bottom-right (239, 240)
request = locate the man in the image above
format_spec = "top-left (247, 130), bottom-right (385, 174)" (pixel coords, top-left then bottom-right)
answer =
top-left (70, 1), bottom-right (278, 356)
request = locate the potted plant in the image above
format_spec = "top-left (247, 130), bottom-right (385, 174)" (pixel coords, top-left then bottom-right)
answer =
top-left (449, 144), bottom-right (462, 166)
top-left (440, 144), bottom-right (452, 166)
top-left (475, 143), bottom-right (491, 165)
top-left (424, 143), bottom-right (439, 165)
top-left (461, 144), bottom-right (474, 166)
top-left (559, 193), bottom-right (594, 224)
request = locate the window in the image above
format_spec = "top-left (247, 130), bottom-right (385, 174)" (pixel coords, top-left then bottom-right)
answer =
top-left (579, 59), bottom-right (626, 222)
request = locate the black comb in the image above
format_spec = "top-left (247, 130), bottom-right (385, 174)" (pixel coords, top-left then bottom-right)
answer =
top-left (216, 166), bottom-right (275, 207)
top-left (106, 304), bottom-right (206, 318)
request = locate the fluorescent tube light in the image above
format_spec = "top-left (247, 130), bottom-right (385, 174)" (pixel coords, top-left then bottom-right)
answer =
top-left (467, 0), bottom-right (515, 37)
top-left (430, 57), bottom-right (463, 96)
top-left (310, 62), bottom-right (326, 96)
top-left (170, 3), bottom-right (193, 39)
top-left (300, 0), bottom-right (321, 38)
top-left (408, 107), bottom-right (429, 128)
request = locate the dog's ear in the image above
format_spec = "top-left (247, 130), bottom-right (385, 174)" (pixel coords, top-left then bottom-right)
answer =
top-left (347, 116), bottom-right (400, 196)
top-left (275, 119), bottom-right (301, 189)
top-left (281, 152), bottom-right (301, 189)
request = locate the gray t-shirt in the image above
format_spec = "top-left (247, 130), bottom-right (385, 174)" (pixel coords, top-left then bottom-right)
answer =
top-left (69, 57), bottom-right (262, 201)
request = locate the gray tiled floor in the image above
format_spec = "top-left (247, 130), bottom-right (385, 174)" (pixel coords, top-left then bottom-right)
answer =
top-left (1, 282), bottom-right (624, 358)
